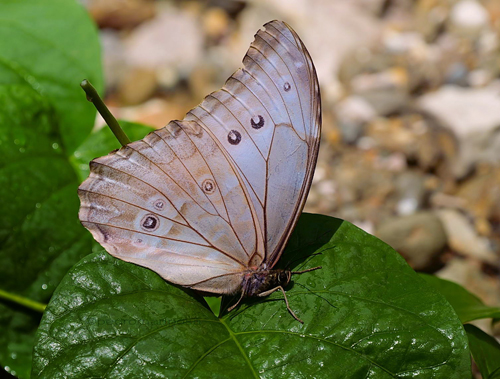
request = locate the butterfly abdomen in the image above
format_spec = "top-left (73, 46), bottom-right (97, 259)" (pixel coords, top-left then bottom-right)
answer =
top-left (243, 269), bottom-right (291, 297)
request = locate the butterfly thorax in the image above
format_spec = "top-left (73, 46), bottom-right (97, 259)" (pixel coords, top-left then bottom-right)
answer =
top-left (242, 269), bottom-right (291, 297)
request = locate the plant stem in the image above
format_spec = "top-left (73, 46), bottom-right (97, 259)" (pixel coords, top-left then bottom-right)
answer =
top-left (80, 79), bottom-right (130, 147)
top-left (0, 289), bottom-right (46, 313)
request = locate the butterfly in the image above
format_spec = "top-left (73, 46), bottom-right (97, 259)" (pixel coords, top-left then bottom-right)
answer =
top-left (78, 20), bottom-right (321, 323)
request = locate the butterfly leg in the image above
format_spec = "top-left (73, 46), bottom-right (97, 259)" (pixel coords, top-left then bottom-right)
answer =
top-left (227, 290), bottom-right (245, 312)
top-left (258, 286), bottom-right (303, 324)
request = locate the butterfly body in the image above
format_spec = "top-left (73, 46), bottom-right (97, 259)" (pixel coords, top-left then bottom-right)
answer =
top-left (79, 20), bottom-right (321, 322)
top-left (241, 268), bottom-right (291, 297)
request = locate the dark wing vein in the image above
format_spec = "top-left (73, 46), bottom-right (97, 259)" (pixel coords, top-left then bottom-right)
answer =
top-left (83, 221), bottom-right (210, 250)
top-left (117, 145), bottom-right (217, 218)
top-left (142, 131), bottom-right (227, 222)
top-left (244, 52), bottom-right (303, 143)
top-left (186, 271), bottom-right (244, 288)
top-left (89, 160), bottom-right (245, 262)
top-left (186, 111), bottom-right (265, 266)
top-left (256, 32), bottom-right (307, 139)
top-left (179, 121), bottom-right (254, 259)
top-left (187, 109), bottom-right (264, 216)
top-left (79, 188), bottom-right (191, 231)
top-left (140, 134), bottom-right (221, 218)
top-left (81, 221), bottom-right (243, 266)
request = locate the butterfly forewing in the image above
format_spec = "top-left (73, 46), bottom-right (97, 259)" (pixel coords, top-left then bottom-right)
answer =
top-left (78, 20), bottom-right (321, 295)
top-left (185, 20), bottom-right (321, 266)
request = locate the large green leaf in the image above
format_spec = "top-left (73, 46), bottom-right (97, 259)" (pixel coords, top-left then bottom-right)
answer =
top-left (0, 84), bottom-right (94, 379)
top-left (32, 215), bottom-right (470, 378)
top-left (0, 0), bottom-right (102, 154)
top-left (0, 97), bottom-right (152, 379)
top-left (0, 1), bottom-right (103, 377)
top-left (465, 324), bottom-right (500, 379)
top-left (420, 274), bottom-right (500, 323)
top-left (0, 112), bottom-right (152, 378)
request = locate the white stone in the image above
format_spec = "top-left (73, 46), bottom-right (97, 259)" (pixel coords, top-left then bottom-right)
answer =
top-left (418, 83), bottom-right (500, 175)
top-left (100, 30), bottom-right (126, 88)
top-left (437, 209), bottom-right (497, 264)
top-left (398, 198), bottom-right (419, 216)
top-left (450, 0), bottom-right (490, 30)
top-left (336, 96), bottom-right (377, 124)
top-left (124, 5), bottom-right (203, 77)
top-left (419, 84), bottom-right (500, 137)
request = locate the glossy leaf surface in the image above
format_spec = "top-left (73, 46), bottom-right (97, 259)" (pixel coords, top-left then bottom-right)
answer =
top-left (32, 215), bottom-right (470, 378)
top-left (0, 107), bottom-right (151, 378)
top-left (0, 0), bottom-right (102, 153)
top-left (465, 324), bottom-right (500, 379)
top-left (0, 84), bottom-right (93, 379)
top-left (0, 2), bottom-right (104, 375)
top-left (421, 274), bottom-right (500, 323)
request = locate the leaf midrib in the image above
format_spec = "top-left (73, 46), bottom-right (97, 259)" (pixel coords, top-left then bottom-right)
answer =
top-left (220, 318), bottom-right (260, 378)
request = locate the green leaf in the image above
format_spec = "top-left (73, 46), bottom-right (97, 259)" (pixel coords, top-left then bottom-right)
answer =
top-left (0, 110), bottom-right (151, 378)
top-left (205, 296), bottom-right (222, 318)
top-left (0, 84), bottom-right (93, 379)
top-left (465, 324), bottom-right (500, 379)
top-left (32, 215), bottom-right (470, 378)
top-left (0, 0), bottom-right (103, 154)
top-left (420, 274), bottom-right (500, 323)
top-left (71, 121), bottom-right (154, 182)
top-left (0, 1), bottom-right (104, 376)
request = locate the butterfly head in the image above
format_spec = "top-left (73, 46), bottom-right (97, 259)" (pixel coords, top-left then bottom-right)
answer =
top-left (279, 270), bottom-right (292, 287)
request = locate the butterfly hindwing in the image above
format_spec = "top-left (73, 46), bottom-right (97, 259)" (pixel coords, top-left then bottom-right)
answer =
top-left (79, 120), bottom-right (264, 294)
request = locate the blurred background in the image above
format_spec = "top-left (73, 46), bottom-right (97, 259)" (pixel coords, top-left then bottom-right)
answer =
top-left (82, 0), bottom-right (499, 338)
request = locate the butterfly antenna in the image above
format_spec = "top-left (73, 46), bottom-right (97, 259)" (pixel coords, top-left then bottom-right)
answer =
top-left (291, 266), bottom-right (322, 275)
top-left (285, 252), bottom-right (323, 271)
top-left (80, 79), bottom-right (131, 147)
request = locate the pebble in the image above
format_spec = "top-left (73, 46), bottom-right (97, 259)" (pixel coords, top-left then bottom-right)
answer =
top-left (350, 67), bottom-right (410, 115)
top-left (335, 95), bottom-right (376, 143)
top-left (418, 83), bottom-right (500, 177)
top-left (450, 0), bottom-right (490, 32)
top-left (203, 7), bottom-right (230, 41)
top-left (455, 165), bottom-right (500, 227)
top-left (414, 2), bottom-right (449, 42)
top-left (100, 29), bottom-right (126, 90)
top-left (117, 68), bottom-right (157, 105)
top-left (87, 0), bottom-right (156, 29)
top-left (375, 212), bottom-right (448, 271)
top-left (124, 7), bottom-right (203, 77)
top-left (395, 171), bottom-right (426, 216)
top-left (437, 209), bottom-right (497, 264)
top-left (436, 257), bottom-right (500, 314)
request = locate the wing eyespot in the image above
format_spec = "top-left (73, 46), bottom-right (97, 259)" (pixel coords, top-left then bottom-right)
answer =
top-left (202, 179), bottom-right (216, 194)
top-left (227, 130), bottom-right (242, 145)
top-left (283, 82), bottom-right (291, 91)
top-left (250, 115), bottom-right (265, 129)
top-left (141, 214), bottom-right (159, 232)
top-left (153, 199), bottom-right (165, 211)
